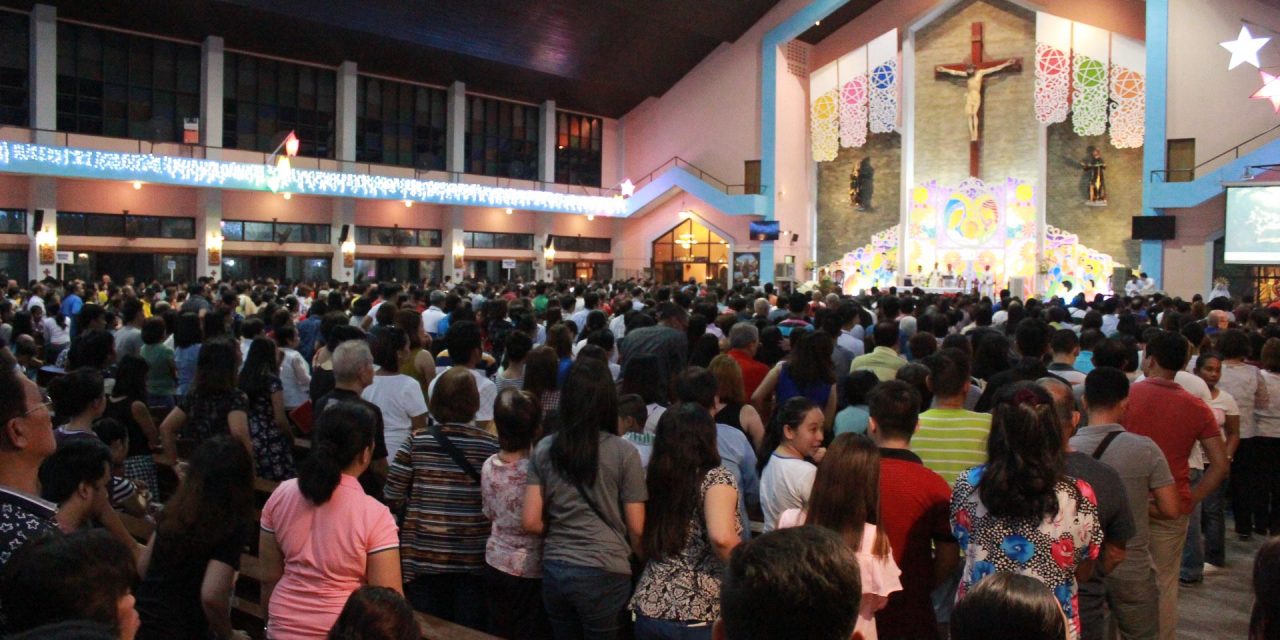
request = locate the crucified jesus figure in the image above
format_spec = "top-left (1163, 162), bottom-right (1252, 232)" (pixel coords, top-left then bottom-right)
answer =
top-left (935, 59), bottom-right (1018, 141)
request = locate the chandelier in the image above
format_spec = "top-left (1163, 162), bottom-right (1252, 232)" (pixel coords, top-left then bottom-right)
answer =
top-left (676, 232), bottom-right (699, 250)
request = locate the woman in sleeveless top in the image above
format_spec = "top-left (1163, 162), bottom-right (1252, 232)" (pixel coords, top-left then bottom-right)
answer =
top-left (752, 330), bottom-right (838, 431)
top-left (709, 354), bottom-right (766, 451)
top-left (106, 355), bottom-right (160, 490)
top-left (395, 308), bottom-right (437, 399)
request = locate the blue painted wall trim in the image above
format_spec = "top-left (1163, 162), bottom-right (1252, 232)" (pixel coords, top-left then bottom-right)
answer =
top-left (623, 167), bottom-right (768, 217)
top-left (1140, 0), bottom-right (1169, 286)
top-left (760, 0), bottom-right (852, 283)
top-left (1148, 136), bottom-right (1280, 209)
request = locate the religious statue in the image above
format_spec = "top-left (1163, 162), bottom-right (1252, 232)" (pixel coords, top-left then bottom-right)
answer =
top-left (850, 157), bottom-right (875, 210)
top-left (1081, 146), bottom-right (1107, 205)
top-left (935, 59), bottom-right (1019, 142)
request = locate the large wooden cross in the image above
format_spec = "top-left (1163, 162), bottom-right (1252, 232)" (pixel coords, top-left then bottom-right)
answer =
top-left (934, 22), bottom-right (1023, 177)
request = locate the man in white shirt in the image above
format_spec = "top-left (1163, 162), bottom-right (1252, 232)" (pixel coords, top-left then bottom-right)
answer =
top-left (421, 290), bottom-right (446, 337)
top-left (836, 302), bottom-right (865, 357)
top-left (23, 284), bottom-right (45, 314)
top-left (427, 320), bottom-right (496, 430)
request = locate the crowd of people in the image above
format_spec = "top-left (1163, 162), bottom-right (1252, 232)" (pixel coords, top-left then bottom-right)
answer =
top-left (1, 273), bottom-right (1280, 640)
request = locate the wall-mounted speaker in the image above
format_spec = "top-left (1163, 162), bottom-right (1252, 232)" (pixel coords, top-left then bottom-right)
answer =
top-left (790, 233), bottom-right (799, 243)
top-left (339, 224), bottom-right (351, 244)
top-left (32, 209), bottom-right (44, 233)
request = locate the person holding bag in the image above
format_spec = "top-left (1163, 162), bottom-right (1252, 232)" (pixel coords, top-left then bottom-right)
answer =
top-left (384, 367), bottom-right (499, 629)
top-left (523, 358), bottom-right (647, 640)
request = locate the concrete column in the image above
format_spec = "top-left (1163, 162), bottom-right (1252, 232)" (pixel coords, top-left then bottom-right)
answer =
top-left (446, 82), bottom-right (466, 174)
top-left (200, 36), bottom-right (224, 157)
top-left (538, 100), bottom-right (556, 184)
top-left (534, 213), bottom-right (554, 282)
top-left (330, 198), bottom-right (356, 283)
top-left (29, 4), bottom-right (56, 144)
top-left (335, 61), bottom-right (358, 166)
top-left (28, 177), bottom-right (56, 282)
top-left (195, 189), bottom-right (223, 280)
top-left (443, 206), bottom-right (466, 282)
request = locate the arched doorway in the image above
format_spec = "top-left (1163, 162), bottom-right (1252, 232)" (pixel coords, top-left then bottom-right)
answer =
top-left (652, 218), bottom-right (730, 286)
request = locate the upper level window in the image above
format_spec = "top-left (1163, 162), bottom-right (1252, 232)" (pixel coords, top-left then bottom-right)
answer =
top-left (463, 231), bottom-right (533, 250)
top-left (555, 112), bottom-right (602, 188)
top-left (223, 53), bottom-right (335, 158)
top-left (57, 211), bottom-right (195, 239)
top-left (553, 235), bottom-right (611, 253)
top-left (0, 208), bottom-right (25, 234)
top-left (465, 96), bottom-right (538, 180)
top-left (357, 76), bottom-right (446, 171)
top-left (355, 226), bottom-right (442, 248)
top-left (0, 12), bottom-right (28, 127)
top-left (220, 219), bottom-right (330, 244)
top-left (57, 23), bottom-right (200, 141)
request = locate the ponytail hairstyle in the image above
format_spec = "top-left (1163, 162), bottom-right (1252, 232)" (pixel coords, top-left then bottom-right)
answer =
top-left (757, 396), bottom-right (818, 474)
top-left (298, 400), bottom-right (375, 505)
top-left (48, 367), bottom-right (104, 419)
top-left (980, 382), bottom-right (1064, 519)
top-left (804, 433), bottom-right (891, 558)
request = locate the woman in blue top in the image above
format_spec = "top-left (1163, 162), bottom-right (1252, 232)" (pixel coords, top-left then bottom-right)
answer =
top-left (752, 329), bottom-right (838, 432)
top-left (172, 312), bottom-right (203, 397)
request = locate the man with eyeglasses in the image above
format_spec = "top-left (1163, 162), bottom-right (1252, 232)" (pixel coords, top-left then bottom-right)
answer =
top-left (0, 357), bottom-right (58, 569)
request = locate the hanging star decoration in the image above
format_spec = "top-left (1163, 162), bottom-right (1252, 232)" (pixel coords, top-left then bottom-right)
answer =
top-left (1222, 26), bottom-right (1270, 70)
top-left (1252, 71), bottom-right (1280, 111)
top-left (620, 179), bottom-right (635, 198)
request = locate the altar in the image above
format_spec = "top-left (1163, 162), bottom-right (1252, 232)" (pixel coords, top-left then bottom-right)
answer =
top-left (811, 1), bottom-right (1143, 299)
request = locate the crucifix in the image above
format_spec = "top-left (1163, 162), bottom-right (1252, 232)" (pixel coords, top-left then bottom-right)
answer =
top-left (935, 22), bottom-right (1022, 177)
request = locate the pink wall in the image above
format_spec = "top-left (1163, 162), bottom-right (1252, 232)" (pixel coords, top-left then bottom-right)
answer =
top-left (1169, 0), bottom-right (1280, 169)
top-left (1162, 195), bottom-right (1226, 298)
top-left (222, 191), bottom-right (330, 223)
top-left (620, 0), bottom-right (812, 184)
top-left (57, 179), bottom-right (196, 216)
top-left (462, 208), bottom-right (536, 234)
top-left (0, 175), bottom-right (28, 208)
top-left (773, 45), bottom-right (814, 275)
top-left (354, 200), bottom-right (446, 228)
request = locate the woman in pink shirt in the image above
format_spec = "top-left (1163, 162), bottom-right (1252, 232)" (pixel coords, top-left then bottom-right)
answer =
top-left (259, 401), bottom-right (402, 639)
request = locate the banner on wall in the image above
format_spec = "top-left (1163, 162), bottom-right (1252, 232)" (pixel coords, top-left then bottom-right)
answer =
top-left (810, 61), bottom-right (840, 161)
top-left (1035, 13), bottom-right (1072, 124)
top-left (733, 253), bottom-right (761, 282)
top-left (1071, 22), bottom-right (1110, 137)
top-left (837, 47), bottom-right (868, 148)
top-left (867, 30), bottom-right (898, 134)
top-left (1109, 34), bottom-right (1146, 149)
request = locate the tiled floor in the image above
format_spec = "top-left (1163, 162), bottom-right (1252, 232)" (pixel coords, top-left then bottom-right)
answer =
top-left (1175, 533), bottom-right (1262, 639)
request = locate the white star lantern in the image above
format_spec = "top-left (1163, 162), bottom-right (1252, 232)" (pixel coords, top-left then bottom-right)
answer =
top-left (1252, 71), bottom-right (1280, 111)
top-left (620, 179), bottom-right (635, 198)
top-left (1221, 26), bottom-right (1270, 70)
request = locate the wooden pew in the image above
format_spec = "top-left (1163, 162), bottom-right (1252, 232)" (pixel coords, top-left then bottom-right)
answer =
top-left (415, 613), bottom-right (501, 640)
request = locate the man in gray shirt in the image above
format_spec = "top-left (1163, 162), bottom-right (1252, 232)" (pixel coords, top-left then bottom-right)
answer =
top-left (1070, 367), bottom-right (1180, 640)
top-left (112, 298), bottom-right (145, 359)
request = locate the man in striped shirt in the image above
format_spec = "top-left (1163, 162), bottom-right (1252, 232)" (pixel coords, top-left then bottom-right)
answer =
top-left (912, 348), bottom-right (992, 486)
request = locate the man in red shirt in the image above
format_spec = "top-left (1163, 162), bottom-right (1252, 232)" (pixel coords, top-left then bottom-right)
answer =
top-left (727, 323), bottom-right (769, 400)
top-left (867, 380), bottom-right (959, 640)
top-left (1121, 331), bottom-right (1227, 640)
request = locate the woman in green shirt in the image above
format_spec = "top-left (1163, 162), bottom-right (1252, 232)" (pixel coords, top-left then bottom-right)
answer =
top-left (140, 316), bottom-right (177, 409)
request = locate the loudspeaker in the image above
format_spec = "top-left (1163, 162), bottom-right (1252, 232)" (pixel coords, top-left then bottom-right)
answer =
top-left (1112, 266), bottom-right (1130, 294)
top-left (790, 233), bottom-right (799, 243)
top-left (32, 209), bottom-right (43, 233)
top-left (339, 224), bottom-right (350, 243)
top-left (545, 235), bottom-right (555, 249)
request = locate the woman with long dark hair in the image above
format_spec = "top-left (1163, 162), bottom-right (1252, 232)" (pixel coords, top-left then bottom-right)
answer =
top-left (259, 401), bottom-right (402, 638)
top-left (950, 382), bottom-right (1102, 640)
top-left (708, 354), bottom-right (766, 450)
top-left (140, 317), bottom-right (176, 409)
top-left (951, 573), bottom-right (1070, 640)
top-left (522, 358), bottom-right (646, 640)
top-left (620, 353), bottom-right (669, 434)
top-left (394, 308), bottom-right (437, 397)
top-left (629, 403), bottom-right (739, 639)
top-left (523, 345), bottom-right (562, 416)
top-left (774, 434), bottom-right (901, 639)
top-left (239, 337), bottom-right (296, 481)
top-left (135, 436), bottom-right (255, 640)
top-left (105, 355), bottom-right (160, 490)
top-left (751, 330), bottom-right (838, 429)
top-left (157, 338), bottom-right (251, 468)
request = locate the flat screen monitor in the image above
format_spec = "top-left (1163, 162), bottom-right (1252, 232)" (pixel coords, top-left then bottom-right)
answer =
top-left (749, 220), bottom-right (780, 241)
top-left (1226, 185), bottom-right (1280, 263)
top-left (1131, 216), bottom-right (1176, 240)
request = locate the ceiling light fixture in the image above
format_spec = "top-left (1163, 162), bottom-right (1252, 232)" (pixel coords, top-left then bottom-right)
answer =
top-left (132, 181), bottom-right (142, 190)
top-left (505, 208), bottom-right (513, 215)
top-left (282, 192), bottom-right (292, 200)
top-left (403, 199), bottom-right (412, 207)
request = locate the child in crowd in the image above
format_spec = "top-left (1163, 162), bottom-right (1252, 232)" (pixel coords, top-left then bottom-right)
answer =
top-left (481, 388), bottom-right (551, 639)
top-left (758, 396), bottom-right (825, 533)
top-left (328, 586), bottom-right (419, 640)
top-left (618, 393), bottom-right (654, 470)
